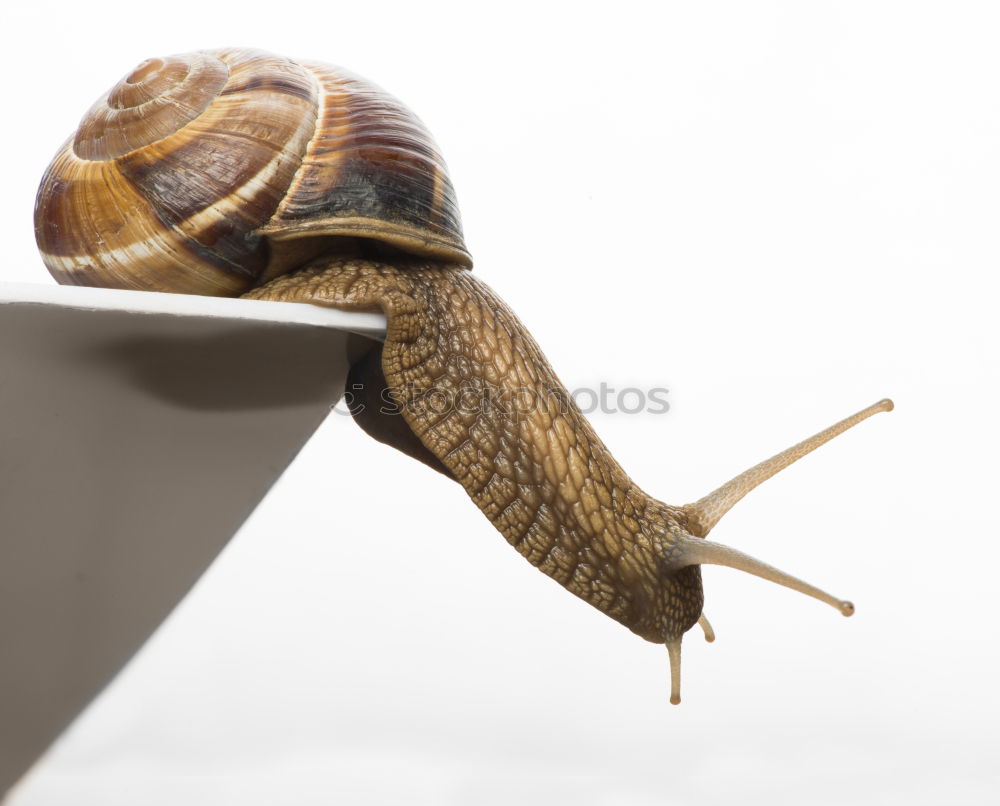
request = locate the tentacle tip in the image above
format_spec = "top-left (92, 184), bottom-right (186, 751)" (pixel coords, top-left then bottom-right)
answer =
top-left (839, 600), bottom-right (855, 617)
top-left (697, 616), bottom-right (716, 643)
top-left (876, 398), bottom-right (894, 413)
top-left (670, 693), bottom-right (681, 705)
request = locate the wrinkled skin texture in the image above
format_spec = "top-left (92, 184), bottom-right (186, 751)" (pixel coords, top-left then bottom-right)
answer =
top-left (244, 256), bottom-right (704, 644)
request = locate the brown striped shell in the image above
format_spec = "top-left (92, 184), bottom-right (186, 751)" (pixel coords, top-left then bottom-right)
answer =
top-left (34, 48), bottom-right (470, 296)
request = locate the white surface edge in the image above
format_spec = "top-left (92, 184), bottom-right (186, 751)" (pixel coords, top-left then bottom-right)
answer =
top-left (0, 282), bottom-right (387, 340)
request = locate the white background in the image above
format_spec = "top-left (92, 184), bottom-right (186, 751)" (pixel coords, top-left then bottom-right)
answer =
top-left (3, 1), bottom-right (999, 804)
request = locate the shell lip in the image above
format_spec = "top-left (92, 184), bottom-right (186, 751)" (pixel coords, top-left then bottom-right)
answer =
top-left (257, 217), bottom-right (473, 268)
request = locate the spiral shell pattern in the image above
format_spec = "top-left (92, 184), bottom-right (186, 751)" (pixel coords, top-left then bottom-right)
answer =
top-left (34, 49), bottom-right (470, 296)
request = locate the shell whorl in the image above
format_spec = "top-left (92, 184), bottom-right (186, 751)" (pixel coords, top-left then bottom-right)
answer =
top-left (35, 49), bottom-right (470, 296)
top-left (73, 53), bottom-right (231, 161)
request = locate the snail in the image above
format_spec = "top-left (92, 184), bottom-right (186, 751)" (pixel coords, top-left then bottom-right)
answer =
top-left (33, 48), bottom-right (892, 704)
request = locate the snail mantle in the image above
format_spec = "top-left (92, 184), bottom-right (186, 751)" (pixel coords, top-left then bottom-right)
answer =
top-left (0, 282), bottom-right (386, 800)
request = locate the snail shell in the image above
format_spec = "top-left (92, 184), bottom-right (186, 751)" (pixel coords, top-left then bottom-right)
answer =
top-left (34, 49), bottom-right (470, 296)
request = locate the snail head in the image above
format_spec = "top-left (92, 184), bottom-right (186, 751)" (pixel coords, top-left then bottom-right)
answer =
top-left (649, 398), bottom-right (892, 703)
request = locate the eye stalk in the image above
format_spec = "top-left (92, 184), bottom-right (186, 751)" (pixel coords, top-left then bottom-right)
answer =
top-left (661, 398), bottom-right (893, 704)
top-left (684, 398), bottom-right (894, 538)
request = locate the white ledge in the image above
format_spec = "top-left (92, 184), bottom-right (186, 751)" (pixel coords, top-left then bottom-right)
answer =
top-left (0, 282), bottom-right (388, 340)
top-left (0, 281), bottom-right (385, 799)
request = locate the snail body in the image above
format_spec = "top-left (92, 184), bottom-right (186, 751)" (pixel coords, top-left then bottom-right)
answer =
top-left (34, 48), bottom-right (892, 704)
